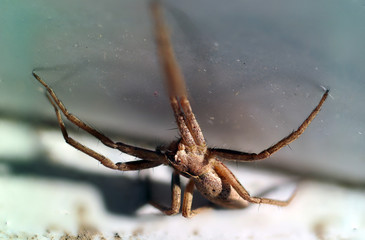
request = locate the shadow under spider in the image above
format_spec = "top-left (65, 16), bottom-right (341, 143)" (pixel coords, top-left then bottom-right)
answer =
top-left (1, 155), bottom-right (297, 216)
top-left (0, 156), bottom-right (210, 215)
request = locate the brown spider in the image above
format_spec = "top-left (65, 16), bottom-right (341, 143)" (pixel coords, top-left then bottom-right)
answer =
top-left (32, 1), bottom-right (329, 218)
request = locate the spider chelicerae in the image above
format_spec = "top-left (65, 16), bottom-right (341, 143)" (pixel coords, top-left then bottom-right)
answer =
top-left (32, 1), bottom-right (329, 218)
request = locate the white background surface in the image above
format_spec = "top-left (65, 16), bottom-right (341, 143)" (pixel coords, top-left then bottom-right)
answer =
top-left (0, 120), bottom-right (364, 239)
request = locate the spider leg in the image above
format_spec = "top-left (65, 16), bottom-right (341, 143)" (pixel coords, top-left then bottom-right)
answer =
top-left (181, 178), bottom-right (195, 218)
top-left (151, 1), bottom-right (206, 150)
top-left (149, 171), bottom-right (181, 215)
top-left (32, 71), bottom-right (165, 163)
top-left (181, 178), bottom-right (211, 218)
top-left (214, 161), bottom-right (296, 206)
top-left (45, 93), bottom-right (163, 171)
top-left (210, 90), bottom-right (329, 161)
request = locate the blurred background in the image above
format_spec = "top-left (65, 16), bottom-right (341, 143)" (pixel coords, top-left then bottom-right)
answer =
top-left (0, 0), bottom-right (364, 239)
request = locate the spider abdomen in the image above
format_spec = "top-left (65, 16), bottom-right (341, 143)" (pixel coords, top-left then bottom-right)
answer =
top-left (194, 170), bottom-right (249, 209)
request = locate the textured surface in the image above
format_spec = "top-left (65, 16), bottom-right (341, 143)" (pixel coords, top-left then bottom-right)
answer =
top-left (0, 120), bottom-right (364, 239)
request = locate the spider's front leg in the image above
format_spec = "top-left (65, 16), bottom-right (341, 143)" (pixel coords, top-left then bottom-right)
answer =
top-left (43, 92), bottom-right (164, 171)
top-left (150, 1), bottom-right (206, 150)
top-left (150, 1), bottom-right (212, 217)
top-left (32, 71), bottom-right (167, 170)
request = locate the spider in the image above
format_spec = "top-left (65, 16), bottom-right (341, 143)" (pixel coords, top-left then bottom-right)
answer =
top-left (32, 1), bottom-right (329, 218)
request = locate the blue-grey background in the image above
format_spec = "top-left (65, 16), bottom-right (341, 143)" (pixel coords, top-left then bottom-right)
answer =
top-left (1, 0), bottom-right (364, 184)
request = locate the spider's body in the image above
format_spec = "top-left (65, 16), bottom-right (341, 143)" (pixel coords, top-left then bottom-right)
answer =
top-left (192, 160), bottom-right (250, 209)
top-left (32, 1), bottom-right (329, 218)
top-left (166, 139), bottom-right (250, 209)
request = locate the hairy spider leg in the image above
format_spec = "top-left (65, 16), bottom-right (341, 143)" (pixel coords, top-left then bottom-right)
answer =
top-left (32, 72), bottom-right (166, 170)
top-left (149, 170), bottom-right (182, 215)
top-left (181, 178), bottom-right (211, 218)
top-left (214, 161), bottom-right (296, 206)
top-left (210, 89), bottom-right (329, 161)
top-left (151, 1), bottom-right (206, 150)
